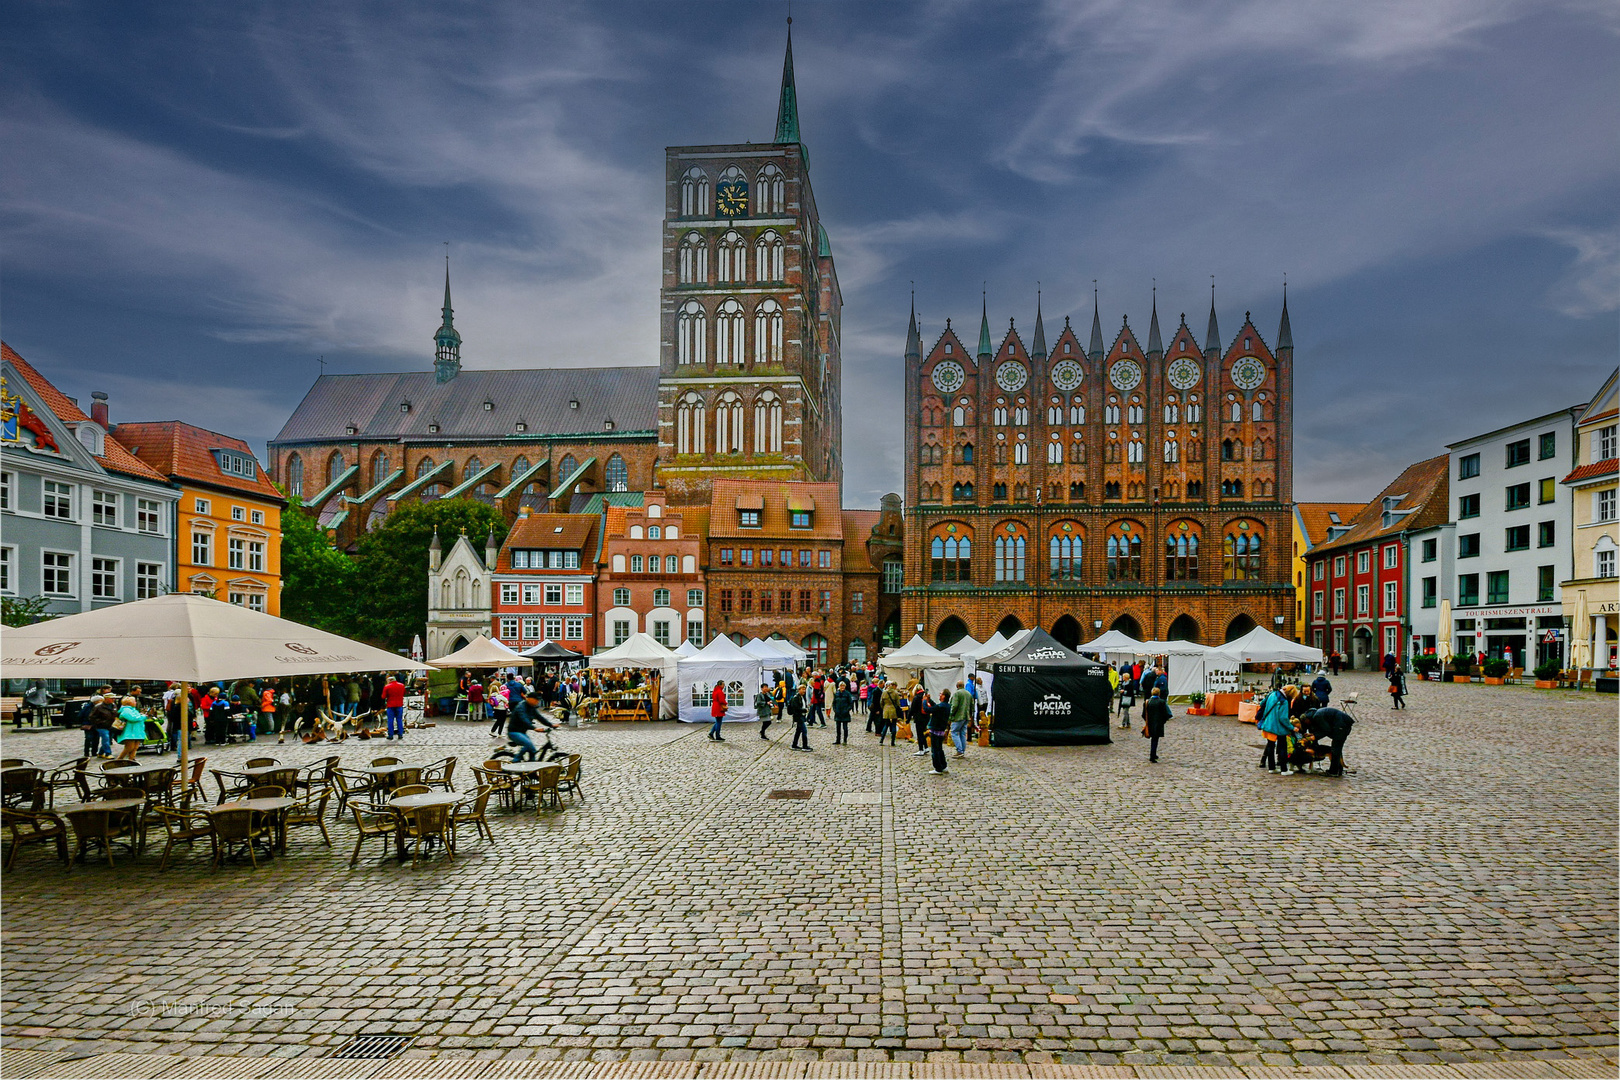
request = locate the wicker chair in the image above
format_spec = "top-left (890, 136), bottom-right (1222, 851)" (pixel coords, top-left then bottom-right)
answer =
top-left (2, 808), bottom-right (69, 870)
top-left (210, 807), bottom-right (267, 869)
top-left (61, 806), bottom-right (138, 867)
top-left (284, 788), bottom-right (331, 847)
top-left (523, 764), bottom-right (564, 812)
top-left (556, 754), bottom-right (585, 805)
top-left (150, 806), bottom-right (215, 871)
top-left (395, 802), bottom-right (455, 865)
top-left (452, 786), bottom-right (496, 845)
top-left (422, 757), bottom-right (457, 792)
top-left (348, 805), bottom-right (398, 867)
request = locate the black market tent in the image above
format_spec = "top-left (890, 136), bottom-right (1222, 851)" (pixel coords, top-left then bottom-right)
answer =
top-left (989, 628), bottom-right (1113, 746)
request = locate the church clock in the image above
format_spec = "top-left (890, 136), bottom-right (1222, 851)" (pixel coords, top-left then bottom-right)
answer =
top-left (716, 178), bottom-right (749, 218)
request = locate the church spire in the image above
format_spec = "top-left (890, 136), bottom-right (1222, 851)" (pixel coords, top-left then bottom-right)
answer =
top-left (774, 19), bottom-right (801, 145)
top-left (905, 290), bottom-right (921, 362)
top-left (1146, 284), bottom-right (1163, 355)
top-left (1031, 289), bottom-right (1047, 359)
top-left (1204, 279), bottom-right (1221, 356)
top-left (977, 292), bottom-right (992, 359)
top-left (1088, 283), bottom-right (1104, 358)
top-left (434, 256), bottom-right (462, 384)
top-left (1277, 281), bottom-right (1293, 351)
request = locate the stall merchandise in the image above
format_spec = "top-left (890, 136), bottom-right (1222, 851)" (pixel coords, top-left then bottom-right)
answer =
top-left (989, 629), bottom-right (1112, 746)
top-left (586, 633), bottom-right (679, 719)
top-left (677, 636), bottom-right (765, 724)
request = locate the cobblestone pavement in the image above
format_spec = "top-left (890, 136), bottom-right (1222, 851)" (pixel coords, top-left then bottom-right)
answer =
top-left (2, 672), bottom-right (1614, 1078)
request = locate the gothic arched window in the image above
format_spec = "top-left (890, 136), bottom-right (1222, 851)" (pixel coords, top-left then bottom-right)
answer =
top-left (286, 453), bottom-right (303, 498)
top-left (754, 390), bottom-right (783, 453)
top-left (605, 453), bottom-right (628, 493)
top-left (677, 392), bottom-right (705, 455)
top-left (677, 300), bottom-right (706, 365)
top-left (756, 230), bottom-right (785, 281)
top-left (754, 299), bottom-right (783, 364)
top-left (679, 232), bottom-right (708, 284)
top-left (718, 230), bottom-right (745, 283)
top-left (715, 391), bottom-right (743, 453)
top-left (756, 164), bottom-right (785, 213)
top-left (716, 298), bottom-right (745, 365)
top-left (679, 167), bottom-right (709, 217)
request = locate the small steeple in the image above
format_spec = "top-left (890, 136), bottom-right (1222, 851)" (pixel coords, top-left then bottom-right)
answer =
top-left (1204, 280), bottom-right (1221, 355)
top-left (774, 19), bottom-right (801, 145)
top-left (904, 291), bottom-right (921, 362)
top-left (1088, 284), bottom-right (1104, 358)
top-left (977, 292), bottom-right (992, 359)
top-left (434, 257), bottom-right (462, 384)
top-left (1146, 284), bottom-right (1163, 355)
top-left (1277, 281), bottom-right (1293, 351)
top-left (1031, 290), bottom-right (1047, 359)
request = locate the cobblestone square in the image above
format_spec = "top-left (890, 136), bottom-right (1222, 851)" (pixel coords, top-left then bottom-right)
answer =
top-left (2, 672), bottom-right (1615, 1078)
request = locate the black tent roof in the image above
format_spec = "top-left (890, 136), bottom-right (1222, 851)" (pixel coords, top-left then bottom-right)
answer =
top-left (991, 628), bottom-right (1108, 673)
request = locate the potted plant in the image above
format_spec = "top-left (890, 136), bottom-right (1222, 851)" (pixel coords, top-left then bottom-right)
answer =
top-left (1533, 660), bottom-right (1561, 689)
top-left (1481, 658), bottom-right (1510, 684)
top-left (1186, 691), bottom-right (1209, 716)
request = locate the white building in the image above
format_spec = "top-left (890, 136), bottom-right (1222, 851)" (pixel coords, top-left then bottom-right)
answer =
top-left (1445, 405), bottom-right (1582, 669)
top-left (425, 527), bottom-right (495, 658)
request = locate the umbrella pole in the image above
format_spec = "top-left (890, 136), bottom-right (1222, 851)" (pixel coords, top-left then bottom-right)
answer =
top-left (177, 680), bottom-right (191, 809)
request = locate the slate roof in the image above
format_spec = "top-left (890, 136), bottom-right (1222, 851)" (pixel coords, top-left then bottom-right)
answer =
top-left (3, 342), bottom-right (169, 483)
top-left (1307, 455), bottom-right (1451, 557)
top-left (271, 367), bottom-right (660, 445)
top-left (112, 420), bottom-right (284, 502)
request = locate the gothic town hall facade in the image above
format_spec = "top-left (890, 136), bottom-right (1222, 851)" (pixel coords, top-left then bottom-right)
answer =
top-left (901, 292), bottom-right (1296, 650)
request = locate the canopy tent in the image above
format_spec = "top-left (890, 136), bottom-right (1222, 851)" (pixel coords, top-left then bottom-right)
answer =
top-left (989, 628), bottom-right (1112, 746)
top-left (1076, 629), bottom-right (1147, 660)
top-left (523, 640), bottom-right (584, 662)
top-left (673, 640), bottom-right (703, 658)
top-left (940, 633), bottom-right (983, 657)
top-left (1205, 627), bottom-right (1324, 666)
top-left (878, 634), bottom-right (963, 696)
top-left (429, 635), bottom-right (531, 669)
top-left (587, 633), bottom-right (679, 719)
top-left (0, 592), bottom-right (427, 803)
top-left (677, 635), bottom-right (765, 724)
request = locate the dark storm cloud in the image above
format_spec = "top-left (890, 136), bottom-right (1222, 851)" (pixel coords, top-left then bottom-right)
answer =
top-left (2, 0), bottom-right (1615, 506)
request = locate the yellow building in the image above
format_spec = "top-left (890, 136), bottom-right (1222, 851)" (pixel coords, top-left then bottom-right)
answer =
top-left (113, 420), bottom-right (285, 614)
top-left (1290, 502), bottom-right (1363, 642)
top-left (1560, 367), bottom-right (1618, 671)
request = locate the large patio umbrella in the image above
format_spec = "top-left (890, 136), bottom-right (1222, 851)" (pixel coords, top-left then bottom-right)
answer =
top-left (1, 593), bottom-right (426, 802)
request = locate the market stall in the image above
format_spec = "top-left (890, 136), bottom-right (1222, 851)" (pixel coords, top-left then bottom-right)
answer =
top-left (878, 634), bottom-right (963, 697)
top-left (587, 633), bottom-right (679, 720)
top-left (989, 629), bottom-right (1112, 746)
top-left (677, 636), bottom-right (765, 724)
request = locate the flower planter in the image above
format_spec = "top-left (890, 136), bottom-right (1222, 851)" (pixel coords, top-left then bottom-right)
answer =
top-left (1534, 680), bottom-right (1559, 689)
top-left (1482, 677), bottom-right (1504, 685)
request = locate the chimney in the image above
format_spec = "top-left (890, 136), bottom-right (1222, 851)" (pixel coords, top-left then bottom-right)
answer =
top-left (91, 391), bottom-right (109, 428)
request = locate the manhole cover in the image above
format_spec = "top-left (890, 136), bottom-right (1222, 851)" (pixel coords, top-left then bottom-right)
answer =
top-left (329, 1035), bottom-right (414, 1059)
top-left (765, 789), bottom-right (812, 799)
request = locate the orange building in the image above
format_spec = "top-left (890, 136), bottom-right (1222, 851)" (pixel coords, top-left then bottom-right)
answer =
top-left (112, 419), bottom-right (285, 614)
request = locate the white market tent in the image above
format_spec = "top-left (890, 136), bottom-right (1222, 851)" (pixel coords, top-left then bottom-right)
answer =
top-left (940, 633), bottom-right (983, 657)
top-left (677, 635), bottom-right (766, 724)
top-left (428, 635), bottom-right (531, 669)
top-left (587, 632), bottom-right (680, 718)
top-left (673, 640), bottom-right (703, 658)
top-left (879, 634), bottom-right (964, 697)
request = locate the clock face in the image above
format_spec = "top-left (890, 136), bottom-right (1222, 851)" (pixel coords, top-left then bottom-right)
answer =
top-left (1109, 358), bottom-right (1143, 392)
top-left (1231, 356), bottom-right (1266, 390)
top-left (995, 361), bottom-right (1029, 392)
top-left (931, 360), bottom-right (965, 395)
top-left (1050, 359), bottom-right (1084, 392)
top-left (1167, 356), bottom-right (1202, 390)
top-left (715, 179), bottom-right (748, 218)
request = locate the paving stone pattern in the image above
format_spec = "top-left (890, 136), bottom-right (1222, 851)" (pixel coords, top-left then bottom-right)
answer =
top-left (2, 673), bottom-right (1614, 1078)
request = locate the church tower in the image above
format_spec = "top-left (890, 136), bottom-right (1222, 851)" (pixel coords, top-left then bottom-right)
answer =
top-left (654, 21), bottom-right (843, 504)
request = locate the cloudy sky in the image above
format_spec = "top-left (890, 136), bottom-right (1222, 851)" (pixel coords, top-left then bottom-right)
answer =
top-left (3, 0), bottom-right (1616, 508)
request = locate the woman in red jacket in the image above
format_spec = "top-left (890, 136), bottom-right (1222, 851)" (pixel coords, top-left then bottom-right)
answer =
top-left (708, 680), bottom-right (727, 741)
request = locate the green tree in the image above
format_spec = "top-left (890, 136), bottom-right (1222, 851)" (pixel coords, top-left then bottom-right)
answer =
top-left (279, 497), bottom-right (357, 634)
top-left (350, 499), bottom-right (507, 650)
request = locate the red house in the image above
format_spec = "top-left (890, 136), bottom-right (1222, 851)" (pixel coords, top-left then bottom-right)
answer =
top-left (491, 510), bottom-right (600, 653)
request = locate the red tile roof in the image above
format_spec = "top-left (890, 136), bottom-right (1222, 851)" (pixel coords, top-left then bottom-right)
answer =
top-left (1307, 455), bottom-right (1451, 557)
top-left (111, 420), bottom-right (283, 502)
top-left (1295, 502), bottom-right (1367, 549)
top-left (1563, 458), bottom-right (1617, 485)
top-left (3, 342), bottom-right (169, 483)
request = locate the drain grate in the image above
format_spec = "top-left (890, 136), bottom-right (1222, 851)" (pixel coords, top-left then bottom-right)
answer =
top-left (765, 789), bottom-right (812, 799)
top-left (329, 1035), bottom-right (414, 1060)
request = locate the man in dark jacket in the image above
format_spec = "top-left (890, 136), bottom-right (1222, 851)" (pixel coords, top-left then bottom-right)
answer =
top-left (1142, 687), bottom-right (1171, 763)
top-left (1304, 707), bottom-right (1355, 776)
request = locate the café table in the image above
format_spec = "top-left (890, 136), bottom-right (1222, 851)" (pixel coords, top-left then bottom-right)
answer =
top-left (207, 796), bottom-right (297, 854)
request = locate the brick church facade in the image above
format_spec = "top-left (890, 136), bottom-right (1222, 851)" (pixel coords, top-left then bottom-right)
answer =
top-left (901, 291), bottom-right (1295, 649)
